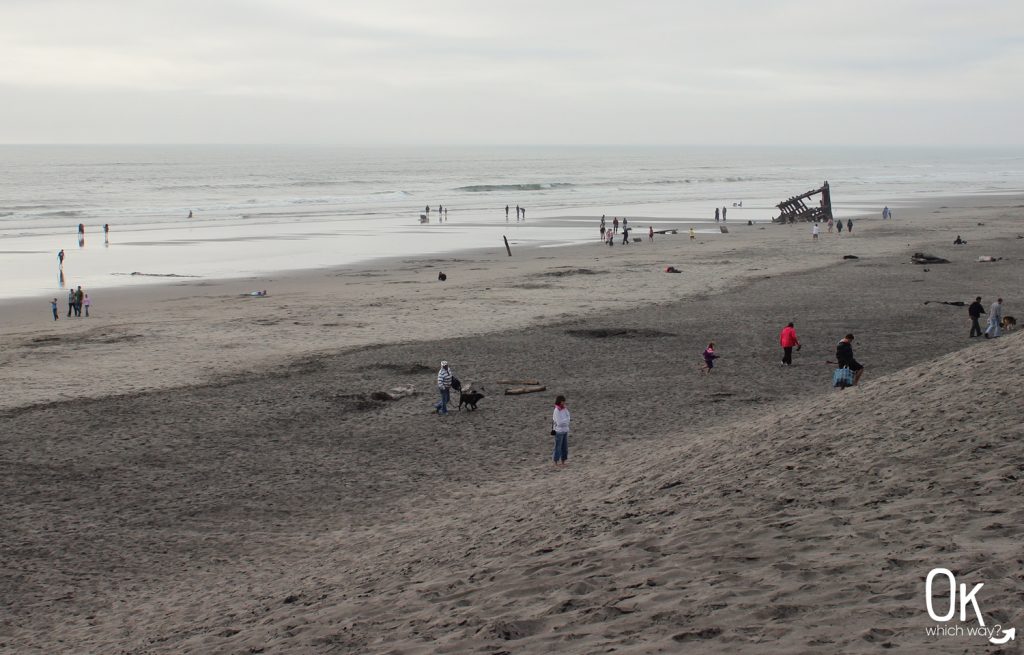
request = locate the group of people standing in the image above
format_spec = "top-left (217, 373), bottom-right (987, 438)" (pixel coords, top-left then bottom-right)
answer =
top-left (505, 205), bottom-right (526, 221)
top-left (52, 286), bottom-right (90, 320)
top-left (426, 205), bottom-right (449, 221)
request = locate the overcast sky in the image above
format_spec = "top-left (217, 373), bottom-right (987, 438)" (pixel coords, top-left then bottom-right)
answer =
top-left (2, 0), bottom-right (1022, 145)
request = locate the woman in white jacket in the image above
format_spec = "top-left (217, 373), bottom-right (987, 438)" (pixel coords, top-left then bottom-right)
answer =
top-left (551, 395), bottom-right (570, 467)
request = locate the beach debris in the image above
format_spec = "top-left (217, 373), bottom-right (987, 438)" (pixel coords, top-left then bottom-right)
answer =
top-left (923, 300), bottom-right (967, 307)
top-left (496, 379), bottom-right (541, 385)
top-left (566, 328), bottom-right (675, 339)
top-left (977, 256), bottom-right (1003, 262)
top-left (842, 255), bottom-right (859, 260)
top-left (505, 385), bottom-right (547, 395)
top-left (438, 272), bottom-right (447, 281)
top-left (370, 384), bottom-right (417, 401)
top-left (665, 266), bottom-right (682, 273)
top-left (911, 253), bottom-right (949, 265)
top-left (719, 225), bottom-right (729, 233)
top-left (419, 214), bottom-right (428, 223)
top-left (243, 290), bottom-right (268, 297)
top-left (653, 229), bottom-right (679, 235)
top-left (503, 235), bottom-right (512, 256)
top-left (774, 181), bottom-right (833, 224)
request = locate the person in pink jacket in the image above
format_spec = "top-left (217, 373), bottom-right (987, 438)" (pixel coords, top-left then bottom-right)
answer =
top-left (779, 322), bottom-right (801, 366)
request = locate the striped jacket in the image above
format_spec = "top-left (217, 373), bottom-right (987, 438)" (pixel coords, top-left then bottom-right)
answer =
top-left (437, 367), bottom-right (453, 390)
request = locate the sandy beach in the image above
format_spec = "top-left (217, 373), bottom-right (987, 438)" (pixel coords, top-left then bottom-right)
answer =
top-left (2, 194), bottom-right (1023, 653)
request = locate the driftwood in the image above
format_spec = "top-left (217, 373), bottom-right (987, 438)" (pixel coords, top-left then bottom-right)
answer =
top-left (911, 253), bottom-right (949, 265)
top-left (653, 229), bottom-right (678, 235)
top-left (496, 379), bottom-right (540, 385)
top-left (719, 225), bottom-right (729, 233)
top-left (370, 384), bottom-right (417, 401)
top-left (923, 300), bottom-right (966, 307)
top-left (505, 385), bottom-right (547, 395)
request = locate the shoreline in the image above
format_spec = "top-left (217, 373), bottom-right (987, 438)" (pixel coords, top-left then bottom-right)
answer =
top-left (1, 193), bottom-right (1021, 412)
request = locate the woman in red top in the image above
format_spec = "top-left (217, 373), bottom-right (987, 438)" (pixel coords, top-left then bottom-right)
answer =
top-left (779, 322), bottom-right (801, 366)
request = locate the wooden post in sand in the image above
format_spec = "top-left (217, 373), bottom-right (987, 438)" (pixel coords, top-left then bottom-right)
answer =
top-left (503, 236), bottom-right (512, 257)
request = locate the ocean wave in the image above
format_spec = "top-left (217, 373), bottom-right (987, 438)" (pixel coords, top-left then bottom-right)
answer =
top-left (454, 183), bottom-right (576, 192)
top-left (40, 210), bottom-right (83, 217)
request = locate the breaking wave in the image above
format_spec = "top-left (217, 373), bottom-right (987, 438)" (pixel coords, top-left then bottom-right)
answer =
top-left (454, 183), bottom-right (576, 192)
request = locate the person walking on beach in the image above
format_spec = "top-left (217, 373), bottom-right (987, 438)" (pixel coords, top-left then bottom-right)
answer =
top-left (57, 249), bottom-right (65, 267)
top-left (835, 334), bottom-right (864, 386)
top-left (701, 342), bottom-right (719, 374)
top-left (83, 293), bottom-right (91, 317)
top-left (188, 210), bottom-right (193, 218)
top-left (521, 207), bottom-right (525, 220)
top-left (882, 206), bottom-right (891, 220)
top-left (612, 217), bottom-right (619, 233)
top-left (649, 225), bottom-right (654, 241)
top-left (551, 395), bottom-right (570, 468)
top-left (846, 219), bottom-right (853, 234)
top-left (689, 227), bottom-right (696, 240)
top-left (505, 205), bottom-right (509, 221)
top-left (969, 296), bottom-right (986, 338)
top-left (621, 225), bottom-right (630, 245)
top-left (434, 360), bottom-right (454, 415)
top-left (836, 220), bottom-right (843, 234)
top-left (827, 218), bottom-right (834, 233)
top-left (984, 298), bottom-right (1003, 338)
top-left (722, 207), bottom-right (727, 222)
top-left (714, 208), bottom-right (720, 222)
top-left (51, 298), bottom-right (59, 321)
top-left (812, 223), bottom-right (820, 240)
top-left (780, 322), bottom-right (801, 366)
top-left (516, 204), bottom-right (520, 221)
top-left (600, 223), bottom-right (606, 240)
top-left (622, 217), bottom-right (628, 232)
top-left (67, 289), bottom-right (76, 318)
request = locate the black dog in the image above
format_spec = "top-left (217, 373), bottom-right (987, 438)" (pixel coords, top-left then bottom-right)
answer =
top-left (458, 388), bottom-right (485, 411)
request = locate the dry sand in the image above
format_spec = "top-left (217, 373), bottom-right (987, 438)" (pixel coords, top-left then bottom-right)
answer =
top-left (2, 195), bottom-right (1023, 653)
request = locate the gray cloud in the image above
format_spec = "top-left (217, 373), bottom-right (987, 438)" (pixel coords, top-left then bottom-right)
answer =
top-left (1, 0), bottom-right (1022, 144)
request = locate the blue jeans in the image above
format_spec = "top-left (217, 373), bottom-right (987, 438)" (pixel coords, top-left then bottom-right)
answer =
top-left (553, 432), bottom-right (568, 462)
top-left (434, 387), bottom-right (450, 414)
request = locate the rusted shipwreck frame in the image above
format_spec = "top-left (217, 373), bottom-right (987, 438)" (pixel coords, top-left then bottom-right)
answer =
top-left (775, 181), bottom-right (833, 223)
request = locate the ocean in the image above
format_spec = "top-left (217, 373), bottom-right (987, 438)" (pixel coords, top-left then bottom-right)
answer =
top-left (2, 145), bottom-right (1022, 299)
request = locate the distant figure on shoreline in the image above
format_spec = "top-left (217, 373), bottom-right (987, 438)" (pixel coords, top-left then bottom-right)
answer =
top-left (104, 223), bottom-right (109, 236)
top-left (51, 298), bottom-right (59, 321)
top-left (847, 219), bottom-right (853, 234)
top-left (521, 207), bottom-right (526, 220)
top-left (649, 225), bottom-right (654, 241)
top-left (188, 210), bottom-right (193, 218)
top-left (836, 220), bottom-right (844, 234)
top-left (78, 223), bottom-right (85, 235)
top-left (954, 235), bottom-right (966, 245)
top-left (83, 293), bottom-right (91, 317)
top-left (66, 289), bottom-right (75, 318)
top-left (882, 206), bottom-right (891, 220)
top-left (812, 223), bottom-right (820, 240)
top-left (57, 249), bottom-right (65, 267)
top-left (827, 218), bottom-right (834, 233)
top-left (505, 204), bottom-right (509, 220)
top-left (444, 207), bottom-right (448, 221)
top-left (612, 217), bottom-right (619, 233)
top-left (701, 342), bottom-right (719, 374)
top-left (600, 223), bottom-right (606, 240)
top-left (722, 207), bottom-right (727, 222)
top-left (515, 204), bottom-right (520, 221)
top-left (689, 227), bottom-right (696, 240)
top-left (714, 208), bottom-right (720, 222)
top-left (622, 217), bottom-right (628, 232)
top-left (621, 225), bottom-right (630, 245)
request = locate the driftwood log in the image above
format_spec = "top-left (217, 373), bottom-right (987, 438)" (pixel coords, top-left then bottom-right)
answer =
top-left (505, 385), bottom-right (547, 395)
top-left (370, 384), bottom-right (417, 401)
top-left (496, 379), bottom-right (540, 385)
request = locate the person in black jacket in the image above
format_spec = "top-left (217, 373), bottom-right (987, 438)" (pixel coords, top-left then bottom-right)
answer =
top-left (968, 296), bottom-right (985, 338)
top-left (836, 334), bottom-right (864, 386)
